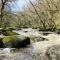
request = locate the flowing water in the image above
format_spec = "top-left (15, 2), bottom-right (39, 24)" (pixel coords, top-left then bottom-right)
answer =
top-left (0, 28), bottom-right (60, 60)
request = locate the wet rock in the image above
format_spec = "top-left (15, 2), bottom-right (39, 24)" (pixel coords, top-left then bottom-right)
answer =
top-left (3, 35), bottom-right (30, 48)
top-left (0, 38), bottom-right (5, 48)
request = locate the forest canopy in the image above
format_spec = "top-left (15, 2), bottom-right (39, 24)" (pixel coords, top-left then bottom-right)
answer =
top-left (0, 0), bottom-right (60, 31)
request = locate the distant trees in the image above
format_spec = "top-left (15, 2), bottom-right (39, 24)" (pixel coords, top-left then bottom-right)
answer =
top-left (17, 0), bottom-right (60, 31)
top-left (0, 0), bottom-right (17, 28)
top-left (0, 0), bottom-right (60, 30)
top-left (28, 0), bottom-right (57, 30)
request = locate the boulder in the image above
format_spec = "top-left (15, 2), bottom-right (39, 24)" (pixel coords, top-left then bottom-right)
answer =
top-left (0, 28), bottom-right (18, 36)
top-left (0, 38), bottom-right (5, 48)
top-left (3, 35), bottom-right (30, 48)
top-left (2, 31), bottom-right (19, 36)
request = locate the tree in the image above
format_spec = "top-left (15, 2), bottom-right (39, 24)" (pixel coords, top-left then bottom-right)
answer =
top-left (0, 0), bottom-right (17, 28)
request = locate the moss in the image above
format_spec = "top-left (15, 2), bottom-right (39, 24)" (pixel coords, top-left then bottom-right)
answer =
top-left (3, 35), bottom-right (30, 48)
top-left (2, 31), bottom-right (19, 36)
top-left (6, 27), bottom-right (15, 31)
top-left (0, 28), bottom-right (17, 36)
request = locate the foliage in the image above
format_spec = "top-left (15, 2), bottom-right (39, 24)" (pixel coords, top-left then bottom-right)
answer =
top-left (0, 0), bottom-right (60, 31)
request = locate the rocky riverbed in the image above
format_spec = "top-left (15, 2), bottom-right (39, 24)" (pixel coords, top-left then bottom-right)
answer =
top-left (0, 28), bottom-right (60, 60)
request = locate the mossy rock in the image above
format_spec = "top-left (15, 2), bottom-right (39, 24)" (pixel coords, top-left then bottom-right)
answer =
top-left (0, 28), bottom-right (9, 34)
top-left (0, 28), bottom-right (17, 35)
top-left (0, 38), bottom-right (5, 48)
top-left (6, 27), bottom-right (15, 31)
top-left (0, 28), bottom-right (7, 32)
top-left (2, 31), bottom-right (19, 36)
top-left (0, 28), bottom-right (4, 33)
top-left (3, 35), bottom-right (30, 48)
top-left (0, 27), bottom-right (15, 31)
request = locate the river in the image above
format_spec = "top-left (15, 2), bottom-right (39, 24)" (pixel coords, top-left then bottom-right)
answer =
top-left (0, 28), bottom-right (60, 60)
